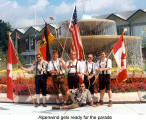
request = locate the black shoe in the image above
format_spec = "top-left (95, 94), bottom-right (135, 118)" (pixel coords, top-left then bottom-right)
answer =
top-left (52, 105), bottom-right (60, 110)
top-left (108, 100), bottom-right (112, 107)
top-left (42, 103), bottom-right (47, 107)
top-left (99, 100), bottom-right (104, 105)
top-left (34, 103), bottom-right (40, 107)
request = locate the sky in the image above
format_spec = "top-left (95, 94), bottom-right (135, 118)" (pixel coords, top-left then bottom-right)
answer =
top-left (0, 0), bottom-right (146, 28)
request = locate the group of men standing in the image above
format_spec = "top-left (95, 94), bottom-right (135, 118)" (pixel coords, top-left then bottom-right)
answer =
top-left (21, 50), bottom-right (112, 109)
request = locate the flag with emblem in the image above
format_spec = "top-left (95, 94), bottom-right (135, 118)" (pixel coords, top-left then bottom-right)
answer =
top-left (112, 33), bottom-right (127, 83)
top-left (7, 34), bottom-right (19, 100)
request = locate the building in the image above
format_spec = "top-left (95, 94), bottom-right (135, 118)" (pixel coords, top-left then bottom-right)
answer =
top-left (11, 24), bottom-right (59, 64)
top-left (92, 9), bottom-right (146, 59)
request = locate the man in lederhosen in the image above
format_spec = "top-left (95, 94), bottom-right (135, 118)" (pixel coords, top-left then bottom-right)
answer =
top-left (95, 51), bottom-right (112, 107)
top-left (66, 51), bottom-right (83, 89)
top-left (48, 50), bottom-right (67, 104)
top-left (21, 53), bottom-right (48, 107)
top-left (83, 53), bottom-right (96, 97)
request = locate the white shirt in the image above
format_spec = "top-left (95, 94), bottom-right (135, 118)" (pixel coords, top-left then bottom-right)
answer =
top-left (95, 58), bottom-right (112, 74)
top-left (82, 61), bottom-right (96, 74)
top-left (66, 59), bottom-right (83, 73)
top-left (48, 58), bottom-right (65, 74)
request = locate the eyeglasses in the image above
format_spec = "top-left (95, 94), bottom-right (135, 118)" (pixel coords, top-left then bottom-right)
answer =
top-left (36, 57), bottom-right (41, 59)
top-left (88, 57), bottom-right (92, 58)
top-left (80, 85), bottom-right (85, 88)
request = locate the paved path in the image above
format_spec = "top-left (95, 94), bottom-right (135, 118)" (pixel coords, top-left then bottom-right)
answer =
top-left (0, 103), bottom-right (146, 120)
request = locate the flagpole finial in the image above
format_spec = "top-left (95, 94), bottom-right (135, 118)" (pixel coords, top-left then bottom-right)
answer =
top-left (7, 32), bottom-right (11, 36)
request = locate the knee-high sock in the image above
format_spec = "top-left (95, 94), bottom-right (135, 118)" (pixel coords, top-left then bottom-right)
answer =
top-left (36, 94), bottom-right (40, 104)
top-left (42, 96), bottom-right (46, 104)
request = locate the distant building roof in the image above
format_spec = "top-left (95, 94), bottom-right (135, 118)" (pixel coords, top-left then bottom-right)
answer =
top-left (93, 9), bottom-right (146, 21)
top-left (17, 27), bottom-right (29, 34)
top-left (14, 23), bottom-right (58, 35)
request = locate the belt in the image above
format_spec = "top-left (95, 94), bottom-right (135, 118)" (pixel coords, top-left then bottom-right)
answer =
top-left (52, 74), bottom-right (64, 77)
top-left (35, 74), bottom-right (44, 77)
top-left (99, 74), bottom-right (110, 75)
top-left (68, 73), bottom-right (78, 75)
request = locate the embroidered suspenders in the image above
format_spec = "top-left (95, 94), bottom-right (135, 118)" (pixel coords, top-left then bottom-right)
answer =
top-left (99, 59), bottom-right (108, 74)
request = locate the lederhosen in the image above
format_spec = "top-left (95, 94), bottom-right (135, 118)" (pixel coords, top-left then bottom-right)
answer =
top-left (51, 61), bottom-right (67, 95)
top-left (35, 61), bottom-right (47, 96)
top-left (84, 62), bottom-right (95, 94)
top-left (68, 61), bottom-right (79, 89)
top-left (98, 59), bottom-right (111, 91)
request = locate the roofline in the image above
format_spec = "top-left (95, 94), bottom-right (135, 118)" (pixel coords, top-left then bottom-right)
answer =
top-left (127, 9), bottom-right (146, 20)
top-left (106, 9), bottom-right (146, 21)
top-left (106, 13), bottom-right (127, 21)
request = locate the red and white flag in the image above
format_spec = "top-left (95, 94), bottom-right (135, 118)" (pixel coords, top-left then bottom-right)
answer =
top-left (112, 33), bottom-right (127, 83)
top-left (69, 6), bottom-right (83, 60)
top-left (7, 35), bottom-right (18, 100)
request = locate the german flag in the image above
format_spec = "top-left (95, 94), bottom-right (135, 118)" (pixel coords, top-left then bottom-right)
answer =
top-left (39, 23), bottom-right (55, 61)
top-left (42, 24), bottom-right (55, 45)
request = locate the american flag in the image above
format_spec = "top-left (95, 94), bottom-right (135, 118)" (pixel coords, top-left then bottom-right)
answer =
top-left (69, 6), bottom-right (83, 60)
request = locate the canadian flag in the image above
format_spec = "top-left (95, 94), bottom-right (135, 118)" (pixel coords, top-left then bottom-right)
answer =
top-left (7, 35), bottom-right (18, 100)
top-left (112, 33), bottom-right (127, 83)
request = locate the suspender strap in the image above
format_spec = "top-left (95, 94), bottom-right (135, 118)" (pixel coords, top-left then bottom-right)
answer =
top-left (52, 60), bottom-right (57, 71)
top-left (86, 61), bottom-right (88, 73)
top-left (68, 60), bottom-right (78, 73)
top-left (86, 62), bottom-right (93, 75)
top-left (52, 60), bottom-right (63, 74)
top-left (36, 62), bottom-right (38, 74)
top-left (99, 59), bottom-right (108, 74)
top-left (90, 63), bottom-right (94, 74)
top-left (75, 61), bottom-right (78, 73)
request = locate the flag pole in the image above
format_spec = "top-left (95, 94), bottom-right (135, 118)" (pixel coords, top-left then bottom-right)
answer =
top-left (42, 17), bottom-right (70, 59)
top-left (49, 16), bottom-right (70, 59)
top-left (56, 37), bottom-right (70, 59)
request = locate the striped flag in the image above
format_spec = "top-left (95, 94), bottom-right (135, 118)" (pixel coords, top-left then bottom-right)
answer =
top-left (40, 23), bottom-right (55, 61)
top-left (112, 33), bottom-right (127, 83)
top-left (69, 6), bottom-right (83, 60)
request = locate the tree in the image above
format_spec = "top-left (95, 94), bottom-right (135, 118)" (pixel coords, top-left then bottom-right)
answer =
top-left (0, 20), bottom-right (12, 69)
top-left (0, 20), bottom-right (11, 52)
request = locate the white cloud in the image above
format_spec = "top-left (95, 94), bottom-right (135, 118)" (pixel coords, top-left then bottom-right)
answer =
top-left (0, 0), bottom-right (137, 28)
top-left (31, 0), bottom-right (49, 12)
top-left (52, 2), bottom-right (74, 15)
top-left (0, 0), bottom-right (49, 28)
top-left (76, 0), bottom-right (136, 15)
top-left (48, 0), bottom-right (136, 21)
top-left (14, 18), bottom-right (34, 28)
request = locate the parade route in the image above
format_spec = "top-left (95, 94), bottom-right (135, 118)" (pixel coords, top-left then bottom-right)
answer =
top-left (0, 102), bottom-right (146, 120)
